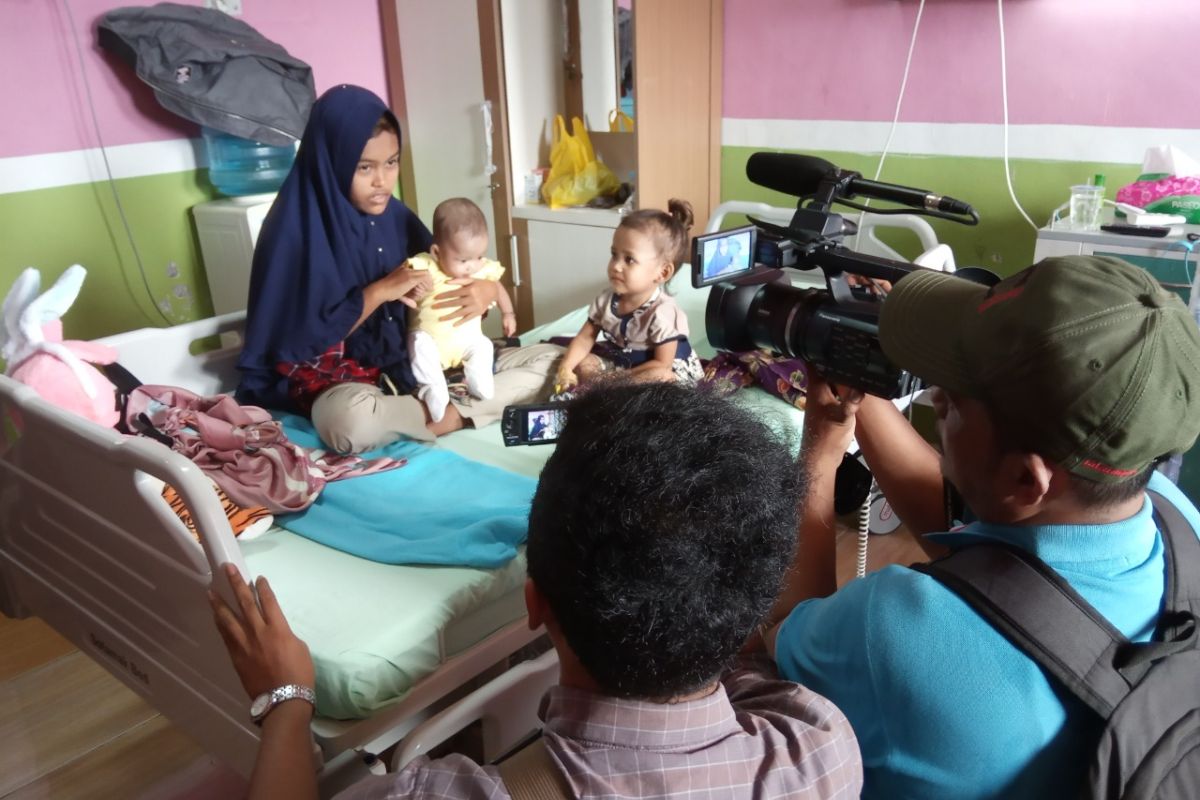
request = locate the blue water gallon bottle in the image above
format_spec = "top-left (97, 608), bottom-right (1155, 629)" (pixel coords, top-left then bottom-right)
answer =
top-left (202, 127), bottom-right (296, 197)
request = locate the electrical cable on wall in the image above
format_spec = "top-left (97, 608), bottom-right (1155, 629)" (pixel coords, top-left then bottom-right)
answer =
top-left (855, 0), bottom-right (926, 238)
top-left (997, 0), bottom-right (1039, 233)
top-left (870, 0), bottom-right (925, 184)
top-left (849, 0), bottom-right (926, 579)
top-left (61, 0), bottom-right (173, 325)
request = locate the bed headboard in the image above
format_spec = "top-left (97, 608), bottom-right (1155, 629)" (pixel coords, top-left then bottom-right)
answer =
top-left (98, 311), bottom-right (247, 396)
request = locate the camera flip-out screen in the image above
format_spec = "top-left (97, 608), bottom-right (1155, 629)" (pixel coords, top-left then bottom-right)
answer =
top-left (502, 403), bottom-right (569, 446)
top-left (692, 226), bottom-right (757, 288)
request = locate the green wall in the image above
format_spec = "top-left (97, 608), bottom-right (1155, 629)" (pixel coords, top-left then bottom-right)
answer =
top-left (0, 170), bottom-right (220, 341)
top-left (721, 147), bottom-right (1142, 276)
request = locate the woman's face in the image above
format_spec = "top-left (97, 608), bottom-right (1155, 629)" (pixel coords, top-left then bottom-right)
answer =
top-left (349, 129), bottom-right (401, 214)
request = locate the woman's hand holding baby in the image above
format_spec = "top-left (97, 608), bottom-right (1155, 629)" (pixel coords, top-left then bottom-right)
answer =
top-left (372, 263), bottom-right (433, 308)
top-left (433, 277), bottom-right (500, 326)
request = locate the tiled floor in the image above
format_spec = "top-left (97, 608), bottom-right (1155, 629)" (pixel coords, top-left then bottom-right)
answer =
top-left (1, 523), bottom-right (926, 799)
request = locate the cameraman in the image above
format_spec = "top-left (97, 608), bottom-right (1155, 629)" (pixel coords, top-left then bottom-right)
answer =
top-left (762, 255), bottom-right (1200, 799)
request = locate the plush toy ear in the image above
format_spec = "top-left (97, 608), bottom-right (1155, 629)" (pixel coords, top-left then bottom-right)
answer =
top-left (19, 265), bottom-right (85, 350)
top-left (2, 268), bottom-right (42, 363)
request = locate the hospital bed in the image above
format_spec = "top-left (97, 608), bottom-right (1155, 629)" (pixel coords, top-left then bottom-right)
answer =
top-left (0, 280), bottom-right (800, 786)
top-left (0, 203), bottom-right (944, 788)
top-left (0, 306), bottom-right (549, 786)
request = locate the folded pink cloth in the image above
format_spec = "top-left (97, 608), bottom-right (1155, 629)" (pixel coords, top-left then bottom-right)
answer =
top-left (125, 384), bottom-right (404, 514)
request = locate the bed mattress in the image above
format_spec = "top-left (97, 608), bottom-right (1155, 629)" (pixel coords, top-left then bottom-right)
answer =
top-left (239, 274), bottom-right (810, 719)
top-left (242, 532), bottom-right (528, 719)
top-left (240, 413), bottom-right (554, 720)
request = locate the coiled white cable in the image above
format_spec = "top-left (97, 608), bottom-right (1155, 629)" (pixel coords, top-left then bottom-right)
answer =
top-left (856, 491), bottom-right (871, 579)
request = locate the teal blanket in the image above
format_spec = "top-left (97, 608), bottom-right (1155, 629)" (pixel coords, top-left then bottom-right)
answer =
top-left (275, 415), bottom-right (536, 568)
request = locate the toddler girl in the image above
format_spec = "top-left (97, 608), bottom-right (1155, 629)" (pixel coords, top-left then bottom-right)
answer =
top-left (555, 199), bottom-right (703, 394)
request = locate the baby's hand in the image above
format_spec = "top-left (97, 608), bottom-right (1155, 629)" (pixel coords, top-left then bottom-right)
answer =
top-left (502, 312), bottom-right (517, 337)
top-left (400, 267), bottom-right (434, 307)
top-left (407, 279), bottom-right (431, 302)
top-left (379, 263), bottom-right (432, 308)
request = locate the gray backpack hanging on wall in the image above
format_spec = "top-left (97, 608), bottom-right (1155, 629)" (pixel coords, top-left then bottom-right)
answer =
top-left (98, 2), bottom-right (315, 145)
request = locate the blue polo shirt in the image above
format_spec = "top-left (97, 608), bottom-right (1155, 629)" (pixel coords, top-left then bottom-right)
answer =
top-left (774, 472), bottom-right (1200, 800)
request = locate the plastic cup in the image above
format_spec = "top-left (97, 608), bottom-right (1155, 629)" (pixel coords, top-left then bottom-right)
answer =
top-left (1069, 184), bottom-right (1104, 231)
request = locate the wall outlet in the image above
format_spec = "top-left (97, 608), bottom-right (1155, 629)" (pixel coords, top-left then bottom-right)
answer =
top-left (204, 0), bottom-right (243, 16)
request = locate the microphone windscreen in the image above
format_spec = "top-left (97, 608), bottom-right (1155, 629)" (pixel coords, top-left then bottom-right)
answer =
top-left (745, 153), bottom-right (837, 197)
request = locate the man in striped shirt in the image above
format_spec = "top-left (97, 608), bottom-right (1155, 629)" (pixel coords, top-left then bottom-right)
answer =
top-left (213, 382), bottom-right (862, 799)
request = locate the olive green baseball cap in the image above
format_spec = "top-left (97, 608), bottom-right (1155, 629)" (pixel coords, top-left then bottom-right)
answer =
top-left (879, 255), bottom-right (1200, 483)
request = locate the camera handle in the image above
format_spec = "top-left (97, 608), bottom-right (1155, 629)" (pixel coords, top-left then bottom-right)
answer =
top-left (806, 171), bottom-right (855, 213)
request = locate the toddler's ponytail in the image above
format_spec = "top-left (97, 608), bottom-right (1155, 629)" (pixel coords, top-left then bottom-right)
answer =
top-left (619, 197), bottom-right (695, 268)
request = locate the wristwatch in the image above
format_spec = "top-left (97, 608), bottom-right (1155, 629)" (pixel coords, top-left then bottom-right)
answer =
top-left (250, 684), bottom-right (316, 725)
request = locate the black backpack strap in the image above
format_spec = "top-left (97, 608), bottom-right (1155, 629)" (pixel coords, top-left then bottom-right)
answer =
top-left (1134, 491), bottom-right (1200, 670)
top-left (1147, 491), bottom-right (1200, 633)
top-left (913, 543), bottom-right (1131, 717)
top-left (98, 362), bottom-right (143, 434)
top-left (914, 489), bottom-right (1200, 720)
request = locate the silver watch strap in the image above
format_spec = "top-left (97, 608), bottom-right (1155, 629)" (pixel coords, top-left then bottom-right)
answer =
top-left (255, 684), bottom-right (316, 724)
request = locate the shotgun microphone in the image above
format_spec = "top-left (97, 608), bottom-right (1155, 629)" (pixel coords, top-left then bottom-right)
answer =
top-left (746, 152), bottom-right (976, 217)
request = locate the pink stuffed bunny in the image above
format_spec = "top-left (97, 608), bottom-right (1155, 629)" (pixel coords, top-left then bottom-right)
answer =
top-left (2, 266), bottom-right (121, 428)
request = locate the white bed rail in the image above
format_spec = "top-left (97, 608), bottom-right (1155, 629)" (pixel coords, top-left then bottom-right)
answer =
top-left (392, 648), bottom-right (560, 771)
top-left (0, 363), bottom-right (265, 777)
top-left (98, 310), bottom-right (246, 393)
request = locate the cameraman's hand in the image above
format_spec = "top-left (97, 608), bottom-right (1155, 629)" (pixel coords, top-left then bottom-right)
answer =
top-left (803, 373), bottom-right (863, 461)
top-left (846, 274), bottom-right (892, 296)
top-left (209, 564), bottom-right (315, 701)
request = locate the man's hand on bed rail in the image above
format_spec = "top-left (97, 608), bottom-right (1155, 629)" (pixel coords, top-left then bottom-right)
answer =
top-left (209, 564), bottom-right (315, 702)
top-left (210, 564), bottom-right (319, 800)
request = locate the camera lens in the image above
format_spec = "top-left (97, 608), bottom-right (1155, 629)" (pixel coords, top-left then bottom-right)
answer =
top-left (706, 281), bottom-right (818, 358)
top-left (705, 279), bottom-right (916, 399)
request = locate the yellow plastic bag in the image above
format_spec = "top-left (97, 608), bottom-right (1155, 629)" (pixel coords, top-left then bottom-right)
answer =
top-left (608, 109), bottom-right (635, 132)
top-left (542, 115), bottom-right (620, 209)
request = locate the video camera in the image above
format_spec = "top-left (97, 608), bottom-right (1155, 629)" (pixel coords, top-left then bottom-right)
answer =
top-left (697, 153), bottom-right (984, 399)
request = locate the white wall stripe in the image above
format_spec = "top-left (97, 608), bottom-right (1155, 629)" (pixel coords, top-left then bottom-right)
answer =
top-left (7, 119), bottom-right (1200, 195)
top-left (0, 138), bottom-right (206, 195)
top-left (722, 119), bottom-right (1200, 165)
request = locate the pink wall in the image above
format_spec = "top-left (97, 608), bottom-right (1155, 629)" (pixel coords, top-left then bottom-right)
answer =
top-left (0, 0), bottom-right (390, 160)
top-left (724, 0), bottom-right (1200, 129)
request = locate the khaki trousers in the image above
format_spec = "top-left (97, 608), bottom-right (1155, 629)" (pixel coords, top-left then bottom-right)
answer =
top-left (311, 343), bottom-right (565, 453)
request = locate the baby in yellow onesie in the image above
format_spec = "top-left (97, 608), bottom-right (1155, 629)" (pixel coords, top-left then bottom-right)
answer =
top-left (407, 197), bottom-right (516, 422)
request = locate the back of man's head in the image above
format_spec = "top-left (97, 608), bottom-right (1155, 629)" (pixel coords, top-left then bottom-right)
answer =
top-left (881, 255), bottom-right (1200, 504)
top-left (526, 382), bottom-right (798, 699)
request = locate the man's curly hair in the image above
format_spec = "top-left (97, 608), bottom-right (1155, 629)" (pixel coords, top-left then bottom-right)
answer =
top-left (526, 381), bottom-right (799, 698)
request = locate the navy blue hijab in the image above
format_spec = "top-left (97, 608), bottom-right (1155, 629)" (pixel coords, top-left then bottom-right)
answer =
top-left (236, 85), bottom-right (432, 410)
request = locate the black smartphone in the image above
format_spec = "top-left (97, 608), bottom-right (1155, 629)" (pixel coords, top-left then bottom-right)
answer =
top-left (501, 403), bottom-right (569, 446)
top-left (1100, 224), bottom-right (1173, 238)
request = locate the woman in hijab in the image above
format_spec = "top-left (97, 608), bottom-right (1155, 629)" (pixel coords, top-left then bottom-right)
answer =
top-left (238, 85), bottom-right (560, 452)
